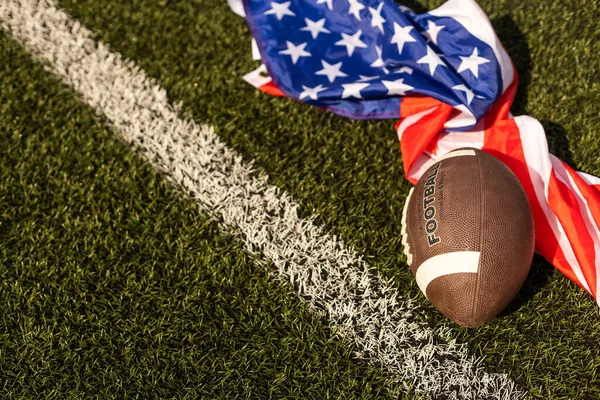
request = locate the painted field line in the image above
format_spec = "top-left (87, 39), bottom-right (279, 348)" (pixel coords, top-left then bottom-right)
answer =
top-left (0, 1), bottom-right (523, 398)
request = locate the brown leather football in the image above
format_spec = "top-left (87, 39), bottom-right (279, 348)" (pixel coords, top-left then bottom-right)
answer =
top-left (401, 148), bottom-right (535, 328)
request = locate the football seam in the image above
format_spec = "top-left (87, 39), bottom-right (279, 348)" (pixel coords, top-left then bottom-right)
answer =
top-left (437, 148), bottom-right (477, 161)
top-left (472, 152), bottom-right (484, 319)
top-left (401, 187), bottom-right (414, 266)
top-left (494, 158), bottom-right (537, 248)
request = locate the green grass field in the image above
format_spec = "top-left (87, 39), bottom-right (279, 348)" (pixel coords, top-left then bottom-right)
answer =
top-left (1, 0), bottom-right (600, 398)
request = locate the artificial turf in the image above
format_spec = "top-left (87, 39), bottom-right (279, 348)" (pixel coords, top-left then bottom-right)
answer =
top-left (1, 0), bottom-right (600, 397)
top-left (0, 32), bottom-right (403, 399)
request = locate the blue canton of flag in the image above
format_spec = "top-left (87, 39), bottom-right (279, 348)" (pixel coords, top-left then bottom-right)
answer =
top-left (242, 0), bottom-right (505, 126)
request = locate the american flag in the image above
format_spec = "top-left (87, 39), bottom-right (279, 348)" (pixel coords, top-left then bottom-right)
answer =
top-left (231, 0), bottom-right (600, 307)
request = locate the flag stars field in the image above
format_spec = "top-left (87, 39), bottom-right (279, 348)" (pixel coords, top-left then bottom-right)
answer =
top-left (244, 1), bottom-right (510, 122)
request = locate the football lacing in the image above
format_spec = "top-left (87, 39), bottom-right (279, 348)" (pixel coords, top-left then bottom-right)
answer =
top-left (401, 187), bottom-right (415, 266)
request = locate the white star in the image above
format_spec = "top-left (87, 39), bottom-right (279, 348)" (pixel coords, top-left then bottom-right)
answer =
top-left (335, 30), bottom-right (367, 57)
top-left (370, 46), bottom-right (389, 74)
top-left (382, 78), bottom-right (414, 96)
top-left (341, 82), bottom-right (370, 99)
top-left (417, 46), bottom-right (446, 76)
top-left (359, 75), bottom-right (380, 81)
top-left (422, 20), bottom-right (445, 45)
top-left (453, 84), bottom-right (475, 105)
top-left (397, 66), bottom-right (413, 74)
top-left (391, 23), bottom-right (416, 55)
top-left (316, 60), bottom-right (348, 83)
top-left (316, 0), bottom-right (334, 10)
top-left (300, 84), bottom-right (327, 100)
top-left (348, 0), bottom-right (365, 21)
top-left (457, 48), bottom-right (490, 78)
top-left (264, 1), bottom-right (296, 20)
top-left (301, 18), bottom-right (331, 39)
top-left (370, 47), bottom-right (384, 68)
top-left (369, 3), bottom-right (386, 34)
top-left (279, 41), bottom-right (311, 64)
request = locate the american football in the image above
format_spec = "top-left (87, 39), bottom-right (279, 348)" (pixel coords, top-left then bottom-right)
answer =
top-left (402, 148), bottom-right (536, 328)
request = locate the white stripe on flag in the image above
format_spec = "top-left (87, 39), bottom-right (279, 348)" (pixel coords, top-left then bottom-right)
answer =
top-left (444, 104), bottom-right (477, 130)
top-left (251, 38), bottom-right (261, 60)
top-left (396, 106), bottom-right (436, 141)
top-left (402, 123), bottom-right (485, 182)
top-left (227, 0), bottom-right (245, 17)
top-left (579, 171), bottom-right (600, 186)
top-left (406, 151), bottom-right (437, 181)
top-left (243, 64), bottom-right (273, 88)
top-left (436, 129), bottom-right (485, 155)
top-left (0, 0), bottom-right (523, 397)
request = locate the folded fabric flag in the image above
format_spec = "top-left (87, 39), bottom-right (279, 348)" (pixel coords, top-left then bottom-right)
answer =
top-left (231, 0), bottom-right (600, 306)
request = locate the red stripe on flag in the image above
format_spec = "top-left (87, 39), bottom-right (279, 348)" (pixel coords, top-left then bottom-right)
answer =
top-left (259, 81), bottom-right (285, 97)
top-left (399, 100), bottom-right (454, 182)
top-left (399, 95), bottom-right (445, 119)
top-left (481, 66), bottom-right (518, 129)
top-left (546, 168), bottom-right (597, 297)
top-left (564, 164), bottom-right (600, 298)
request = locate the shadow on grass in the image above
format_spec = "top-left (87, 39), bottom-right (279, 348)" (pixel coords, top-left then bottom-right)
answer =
top-left (494, 16), bottom-right (577, 168)
top-left (494, 16), bottom-right (576, 166)
top-left (499, 254), bottom-right (555, 317)
top-left (541, 119), bottom-right (577, 168)
top-left (394, 0), bottom-right (428, 14)
top-left (491, 15), bottom-right (532, 117)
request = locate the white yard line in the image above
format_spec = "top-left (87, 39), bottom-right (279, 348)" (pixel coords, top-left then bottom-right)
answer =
top-left (0, 0), bottom-right (523, 398)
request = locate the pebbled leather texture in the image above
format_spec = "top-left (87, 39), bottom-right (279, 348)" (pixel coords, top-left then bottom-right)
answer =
top-left (403, 148), bottom-right (535, 328)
